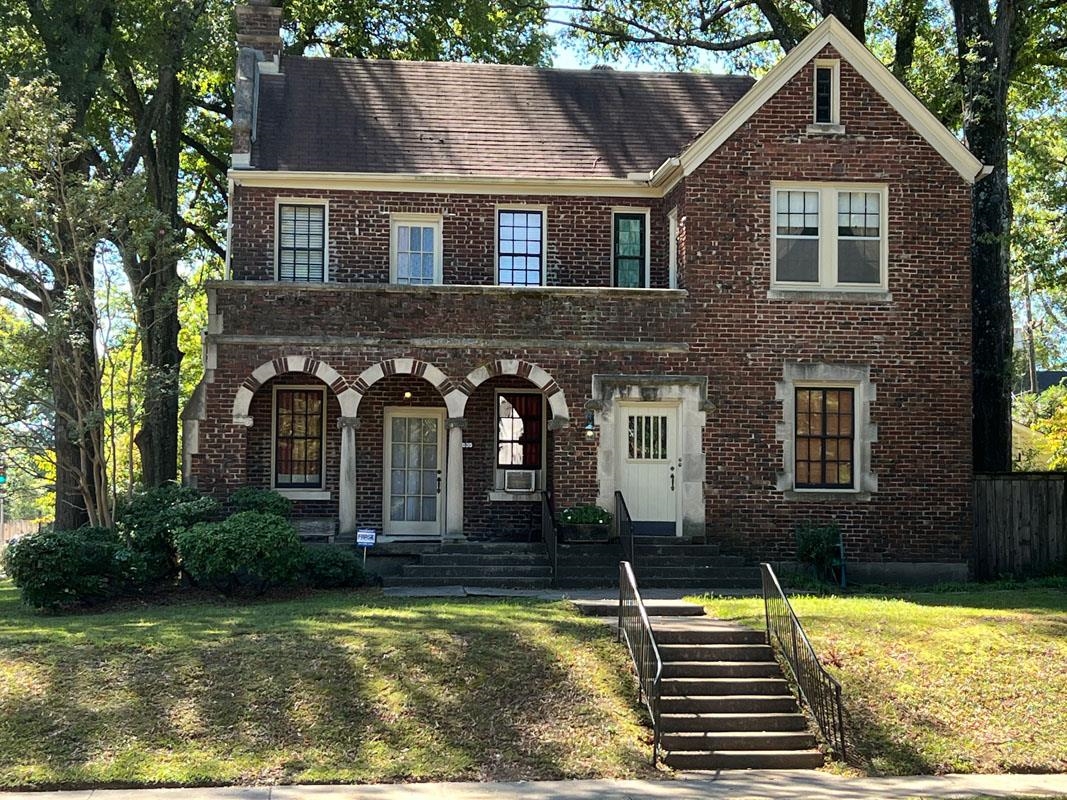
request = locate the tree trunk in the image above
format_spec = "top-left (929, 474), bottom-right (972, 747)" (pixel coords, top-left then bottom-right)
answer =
top-left (951, 0), bottom-right (1016, 472)
top-left (51, 349), bottom-right (89, 531)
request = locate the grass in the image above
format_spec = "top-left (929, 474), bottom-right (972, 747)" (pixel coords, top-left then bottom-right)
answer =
top-left (0, 581), bottom-right (652, 789)
top-left (689, 584), bottom-right (1067, 777)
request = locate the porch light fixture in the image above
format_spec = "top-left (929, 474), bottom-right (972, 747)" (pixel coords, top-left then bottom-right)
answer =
top-left (403, 391), bottom-right (413, 400)
top-left (584, 411), bottom-right (597, 439)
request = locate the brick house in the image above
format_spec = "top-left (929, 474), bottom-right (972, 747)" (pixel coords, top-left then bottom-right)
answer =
top-left (183, 1), bottom-right (988, 582)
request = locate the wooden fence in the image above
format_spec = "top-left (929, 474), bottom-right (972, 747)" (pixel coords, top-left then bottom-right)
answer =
top-left (974, 473), bottom-right (1067, 579)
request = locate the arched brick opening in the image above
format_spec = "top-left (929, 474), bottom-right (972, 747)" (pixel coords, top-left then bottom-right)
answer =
top-left (231, 355), bottom-right (357, 423)
top-left (456, 359), bottom-right (571, 422)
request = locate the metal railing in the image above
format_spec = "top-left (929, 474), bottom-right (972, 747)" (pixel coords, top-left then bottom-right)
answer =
top-left (760, 563), bottom-right (846, 759)
top-left (618, 560), bottom-right (663, 765)
top-left (541, 492), bottom-right (558, 587)
top-left (614, 491), bottom-right (636, 570)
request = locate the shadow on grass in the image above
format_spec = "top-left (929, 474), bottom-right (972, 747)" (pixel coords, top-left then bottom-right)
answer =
top-left (0, 588), bottom-right (650, 789)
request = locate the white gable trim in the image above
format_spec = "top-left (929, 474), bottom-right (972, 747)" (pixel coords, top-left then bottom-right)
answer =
top-left (662, 16), bottom-right (987, 186)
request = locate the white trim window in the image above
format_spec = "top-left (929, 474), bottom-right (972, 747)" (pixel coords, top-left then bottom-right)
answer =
top-left (612, 208), bottom-right (650, 288)
top-left (772, 184), bottom-right (887, 291)
top-left (813, 59), bottom-right (840, 126)
top-left (497, 208), bottom-right (545, 286)
top-left (667, 207), bottom-right (679, 289)
top-left (273, 386), bottom-right (326, 489)
top-left (277, 202), bottom-right (327, 282)
top-left (390, 213), bottom-right (442, 285)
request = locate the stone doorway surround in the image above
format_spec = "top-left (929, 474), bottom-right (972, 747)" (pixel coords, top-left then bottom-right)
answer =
top-left (589, 375), bottom-right (710, 538)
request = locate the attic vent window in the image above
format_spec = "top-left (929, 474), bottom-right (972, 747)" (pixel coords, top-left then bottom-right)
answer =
top-left (810, 59), bottom-right (842, 132)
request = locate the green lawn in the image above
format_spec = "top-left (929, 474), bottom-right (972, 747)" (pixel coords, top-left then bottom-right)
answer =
top-left (689, 585), bottom-right (1067, 777)
top-left (0, 581), bottom-right (651, 789)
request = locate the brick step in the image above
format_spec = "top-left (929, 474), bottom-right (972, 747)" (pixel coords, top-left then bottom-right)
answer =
top-left (663, 749), bottom-right (825, 770)
top-left (573, 600), bottom-right (704, 618)
top-left (660, 677), bottom-right (791, 696)
top-left (555, 562), bottom-right (623, 574)
top-left (651, 619), bottom-right (766, 644)
top-left (418, 553), bottom-right (550, 567)
top-left (662, 661), bottom-right (782, 679)
top-left (440, 542), bottom-right (548, 554)
top-left (381, 576), bottom-right (552, 588)
top-left (661, 729), bottom-right (816, 752)
top-left (634, 555), bottom-right (746, 568)
top-left (400, 565), bottom-right (552, 578)
top-left (660, 644), bottom-right (774, 662)
top-left (658, 694), bottom-right (800, 714)
top-left (633, 543), bottom-right (723, 556)
top-left (659, 712), bottom-right (809, 733)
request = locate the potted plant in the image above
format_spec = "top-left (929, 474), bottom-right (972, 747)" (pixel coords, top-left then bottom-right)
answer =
top-left (558, 504), bottom-right (613, 543)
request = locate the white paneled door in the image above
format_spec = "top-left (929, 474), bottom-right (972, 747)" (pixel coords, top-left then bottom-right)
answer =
top-left (383, 408), bottom-right (445, 537)
top-left (617, 403), bottom-right (680, 536)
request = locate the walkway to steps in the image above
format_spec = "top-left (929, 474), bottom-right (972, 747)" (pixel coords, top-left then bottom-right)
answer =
top-left (575, 597), bottom-right (825, 771)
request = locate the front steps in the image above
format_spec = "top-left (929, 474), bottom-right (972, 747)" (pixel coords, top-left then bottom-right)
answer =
top-left (578, 600), bottom-right (825, 771)
top-left (557, 538), bottom-right (760, 589)
top-left (381, 542), bottom-right (553, 589)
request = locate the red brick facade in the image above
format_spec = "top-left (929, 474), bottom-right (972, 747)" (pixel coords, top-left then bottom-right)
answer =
top-left (187, 40), bottom-right (974, 570)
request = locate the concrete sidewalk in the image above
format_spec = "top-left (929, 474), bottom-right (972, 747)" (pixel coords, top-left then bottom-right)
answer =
top-left (4, 773), bottom-right (1067, 800)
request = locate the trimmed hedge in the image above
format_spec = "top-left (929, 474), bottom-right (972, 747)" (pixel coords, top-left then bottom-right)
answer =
top-left (229, 487), bottom-right (292, 519)
top-left (301, 546), bottom-right (367, 589)
top-left (177, 511), bottom-right (305, 595)
top-left (115, 484), bottom-right (218, 585)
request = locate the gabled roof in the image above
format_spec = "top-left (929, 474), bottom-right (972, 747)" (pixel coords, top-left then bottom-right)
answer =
top-left (251, 58), bottom-right (754, 179)
top-left (662, 16), bottom-right (986, 185)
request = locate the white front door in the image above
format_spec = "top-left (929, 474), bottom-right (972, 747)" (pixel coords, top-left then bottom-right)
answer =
top-left (617, 403), bottom-right (680, 536)
top-left (384, 408), bottom-right (445, 537)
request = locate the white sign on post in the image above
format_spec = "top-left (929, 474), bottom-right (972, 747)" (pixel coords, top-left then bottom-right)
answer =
top-left (356, 528), bottom-right (377, 567)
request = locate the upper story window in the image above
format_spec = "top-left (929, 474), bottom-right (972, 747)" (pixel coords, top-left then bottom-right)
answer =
top-left (497, 208), bottom-right (545, 286)
top-left (772, 184), bottom-right (886, 291)
top-left (277, 202), bottom-right (326, 282)
top-left (274, 387), bottom-right (325, 489)
top-left (613, 210), bottom-right (649, 288)
top-left (391, 213), bottom-right (442, 285)
top-left (812, 59), bottom-right (840, 127)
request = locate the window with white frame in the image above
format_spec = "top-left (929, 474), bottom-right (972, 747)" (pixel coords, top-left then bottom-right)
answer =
top-left (613, 210), bottom-right (648, 287)
top-left (278, 203), bottom-right (326, 282)
top-left (772, 185), bottom-right (886, 290)
top-left (390, 214), bottom-right (442, 285)
top-left (667, 207), bottom-right (679, 289)
top-left (813, 60), bottom-right (840, 126)
top-left (497, 209), bottom-right (544, 286)
top-left (274, 387), bottom-right (325, 488)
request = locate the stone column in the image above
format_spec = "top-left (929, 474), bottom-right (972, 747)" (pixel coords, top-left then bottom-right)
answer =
top-left (445, 418), bottom-right (466, 539)
top-left (338, 416), bottom-right (360, 535)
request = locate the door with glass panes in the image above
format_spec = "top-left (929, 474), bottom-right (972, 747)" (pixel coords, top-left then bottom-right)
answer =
top-left (383, 408), bottom-right (445, 537)
top-left (616, 402), bottom-right (680, 535)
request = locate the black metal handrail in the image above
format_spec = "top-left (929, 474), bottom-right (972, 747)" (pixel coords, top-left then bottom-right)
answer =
top-left (618, 560), bottom-right (663, 765)
top-left (614, 491), bottom-right (636, 571)
top-left (541, 492), bottom-right (558, 587)
top-left (760, 563), bottom-right (846, 759)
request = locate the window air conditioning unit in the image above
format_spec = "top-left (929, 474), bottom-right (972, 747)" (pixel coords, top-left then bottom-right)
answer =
top-left (503, 469), bottom-right (537, 492)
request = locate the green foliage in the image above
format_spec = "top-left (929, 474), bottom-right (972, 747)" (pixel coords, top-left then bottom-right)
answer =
top-left (115, 484), bottom-right (218, 584)
top-left (1, 527), bottom-right (140, 611)
top-left (794, 521), bottom-right (842, 584)
top-left (559, 504), bottom-right (613, 525)
top-left (176, 511), bottom-right (304, 595)
top-left (229, 487), bottom-right (293, 519)
top-left (300, 546), bottom-right (367, 589)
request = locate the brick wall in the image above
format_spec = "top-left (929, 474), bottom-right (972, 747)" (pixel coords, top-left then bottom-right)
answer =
top-left (194, 44), bottom-right (974, 566)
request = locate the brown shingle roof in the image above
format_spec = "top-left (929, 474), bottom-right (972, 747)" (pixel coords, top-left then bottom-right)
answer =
top-left (252, 57), bottom-right (755, 178)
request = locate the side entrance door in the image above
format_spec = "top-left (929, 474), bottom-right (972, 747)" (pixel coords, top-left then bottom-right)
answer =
top-left (383, 407), bottom-right (445, 537)
top-left (616, 402), bottom-right (680, 536)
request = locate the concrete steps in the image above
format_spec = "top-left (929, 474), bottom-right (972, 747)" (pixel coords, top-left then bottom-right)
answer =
top-left (578, 596), bottom-right (825, 771)
top-left (381, 541), bottom-right (553, 589)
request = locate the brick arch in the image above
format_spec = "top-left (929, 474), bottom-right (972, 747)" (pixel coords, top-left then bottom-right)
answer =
top-left (231, 355), bottom-right (358, 424)
top-left (351, 357), bottom-right (461, 417)
top-left (457, 359), bottom-right (571, 422)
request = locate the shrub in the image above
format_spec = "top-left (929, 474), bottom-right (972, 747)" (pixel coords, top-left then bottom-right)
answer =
top-left (1, 527), bottom-right (140, 610)
top-left (300, 546), bottom-right (367, 589)
top-left (229, 487), bottom-right (292, 519)
top-left (558, 504), bottom-right (613, 525)
top-left (176, 511), bottom-right (304, 595)
top-left (795, 521), bottom-right (843, 585)
top-left (115, 484), bottom-right (218, 586)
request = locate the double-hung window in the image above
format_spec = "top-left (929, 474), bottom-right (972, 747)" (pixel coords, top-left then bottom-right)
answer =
top-left (391, 214), bottom-right (442, 284)
top-left (274, 387), bottom-right (325, 489)
top-left (613, 211), bottom-right (648, 288)
top-left (278, 203), bottom-right (326, 282)
top-left (497, 392), bottom-right (544, 470)
top-left (772, 184), bottom-right (886, 291)
top-left (794, 387), bottom-right (855, 489)
top-left (497, 209), bottom-right (544, 286)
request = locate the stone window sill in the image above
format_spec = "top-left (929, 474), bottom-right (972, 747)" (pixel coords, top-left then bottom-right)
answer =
top-left (275, 489), bottom-right (331, 501)
top-left (488, 490), bottom-right (544, 502)
top-left (767, 289), bottom-right (892, 303)
top-left (805, 123), bottom-right (846, 135)
top-left (782, 489), bottom-right (872, 502)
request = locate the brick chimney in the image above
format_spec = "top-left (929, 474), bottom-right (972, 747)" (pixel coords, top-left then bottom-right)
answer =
top-left (233, 1), bottom-right (282, 166)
